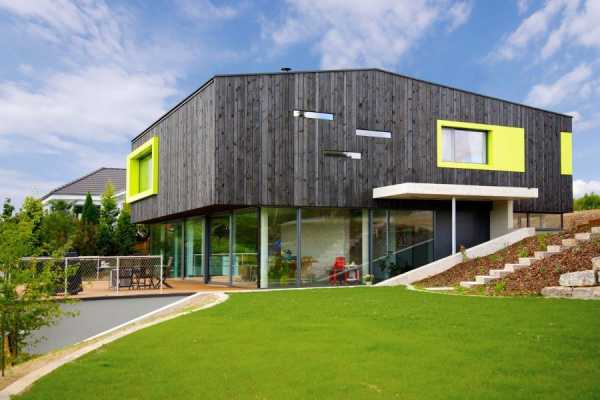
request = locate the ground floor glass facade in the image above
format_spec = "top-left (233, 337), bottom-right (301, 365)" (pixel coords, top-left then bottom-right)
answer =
top-left (148, 206), bottom-right (436, 287)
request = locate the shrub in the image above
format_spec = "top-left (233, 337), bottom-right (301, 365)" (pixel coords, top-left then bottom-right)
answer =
top-left (574, 193), bottom-right (600, 211)
top-left (518, 247), bottom-right (529, 258)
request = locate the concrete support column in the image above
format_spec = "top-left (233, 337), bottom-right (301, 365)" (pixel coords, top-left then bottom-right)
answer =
top-left (490, 200), bottom-right (514, 239)
top-left (451, 197), bottom-right (457, 255)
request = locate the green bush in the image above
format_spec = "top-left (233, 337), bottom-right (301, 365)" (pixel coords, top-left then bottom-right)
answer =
top-left (574, 193), bottom-right (600, 211)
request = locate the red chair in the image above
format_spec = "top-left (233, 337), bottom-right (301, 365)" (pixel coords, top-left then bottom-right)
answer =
top-left (329, 257), bottom-right (346, 285)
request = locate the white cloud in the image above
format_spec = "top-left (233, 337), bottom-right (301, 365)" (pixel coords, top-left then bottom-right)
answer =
top-left (0, 67), bottom-right (177, 141)
top-left (447, 1), bottom-right (472, 32)
top-left (265, 0), bottom-right (472, 69)
top-left (516, 0), bottom-right (531, 15)
top-left (0, 169), bottom-right (62, 207)
top-left (574, 179), bottom-right (600, 198)
top-left (492, 0), bottom-right (570, 61)
top-left (494, 1), bottom-right (600, 61)
top-left (540, 0), bottom-right (600, 59)
top-left (568, 110), bottom-right (600, 133)
top-left (0, 0), bottom-right (189, 202)
top-left (177, 0), bottom-right (240, 20)
top-left (525, 63), bottom-right (593, 108)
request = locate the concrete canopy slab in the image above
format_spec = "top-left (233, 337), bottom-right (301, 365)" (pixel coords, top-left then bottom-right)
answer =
top-left (373, 183), bottom-right (539, 201)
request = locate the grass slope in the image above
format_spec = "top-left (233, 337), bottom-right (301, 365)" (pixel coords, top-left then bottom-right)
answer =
top-left (16, 288), bottom-right (600, 400)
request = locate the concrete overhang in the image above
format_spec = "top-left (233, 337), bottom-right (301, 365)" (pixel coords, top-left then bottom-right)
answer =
top-left (373, 183), bottom-right (539, 201)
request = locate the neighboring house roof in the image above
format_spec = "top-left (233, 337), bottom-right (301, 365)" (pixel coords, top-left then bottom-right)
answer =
top-left (41, 168), bottom-right (126, 200)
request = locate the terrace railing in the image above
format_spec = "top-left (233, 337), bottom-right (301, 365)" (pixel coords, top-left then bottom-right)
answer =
top-left (20, 255), bottom-right (164, 296)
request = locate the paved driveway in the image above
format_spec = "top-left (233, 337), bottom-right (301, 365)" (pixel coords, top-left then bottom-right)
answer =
top-left (27, 295), bottom-right (187, 355)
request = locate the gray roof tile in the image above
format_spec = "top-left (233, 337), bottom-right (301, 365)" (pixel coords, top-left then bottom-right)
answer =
top-left (42, 168), bottom-right (126, 199)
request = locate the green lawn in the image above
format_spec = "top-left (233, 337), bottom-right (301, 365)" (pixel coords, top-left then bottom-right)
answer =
top-left (16, 288), bottom-right (600, 400)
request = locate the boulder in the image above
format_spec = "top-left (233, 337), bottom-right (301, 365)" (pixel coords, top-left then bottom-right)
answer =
top-left (572, 287), bottom-right (600, 300)
top-left (541, 286), bottom-right (573, 298)
top-left (592, 257), bottom-right (600, 272)
top-left (559, 270), bottom-right (597, 287)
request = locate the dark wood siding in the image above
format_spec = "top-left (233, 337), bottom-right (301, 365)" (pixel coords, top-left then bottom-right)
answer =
top-left (130, 81), bottom-right (216, 223)
top-left (130, 70), bottom-right (572, 223)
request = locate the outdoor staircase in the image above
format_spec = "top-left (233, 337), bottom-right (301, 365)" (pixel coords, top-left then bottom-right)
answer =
top-left (459, 227), bottom-right (600, 289)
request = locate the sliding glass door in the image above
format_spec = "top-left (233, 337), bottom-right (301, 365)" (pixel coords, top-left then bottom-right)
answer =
top-left (185, 217), bottom-right (204, 278)
top-left (232, 210), bottom-right (259, 288)
top-left (209, 215), bottom-right (231, 285)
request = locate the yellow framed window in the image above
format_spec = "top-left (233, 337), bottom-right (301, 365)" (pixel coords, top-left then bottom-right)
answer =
top-left (126, 136), bottom-right (159, 203)
top-left (436, 120), bottom-right (525, 172)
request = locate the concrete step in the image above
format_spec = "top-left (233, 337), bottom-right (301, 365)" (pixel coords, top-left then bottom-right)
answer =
top-left (505, 263), bottom-right (530, 273)
top-left (592, 227), bottom-right (600, 234)
top-left (546, 245), bottom-right (562, 253)
top-left (460, 281), bottom-right (481, 288)
top-left (562, 238), bottom-right (578, 248)
top-left (476, 275), bottom-right (499, 284)
top-left (519, 257), bottom-right (539, 266)
top-left (489, 269), bottom-right (511, 278)
top-left (534, 251), bottom-right (551, 259)
top-left (575, 232), bottom-right (591, 241)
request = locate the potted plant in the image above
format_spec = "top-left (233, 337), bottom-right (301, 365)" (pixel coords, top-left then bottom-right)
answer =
top-left (364, 274), bottom-right (374, 286)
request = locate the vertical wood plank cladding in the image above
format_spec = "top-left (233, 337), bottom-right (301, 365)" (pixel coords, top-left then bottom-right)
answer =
top-left (130, 82), bottom-right (215, 223)
top-left (131, 70), bottom-right (572, 223)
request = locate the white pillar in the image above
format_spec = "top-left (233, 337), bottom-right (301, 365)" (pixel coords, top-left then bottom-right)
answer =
top-left (361, 209), bottom-right (369, 278)
top-left (452, 197), bottom-right (457, 254)
top-left (260, 210), bottom-right (269, 289)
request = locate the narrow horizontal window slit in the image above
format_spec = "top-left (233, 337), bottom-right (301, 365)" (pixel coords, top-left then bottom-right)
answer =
top-left (293, 110), bottom-right (334, 121)
top-left (356, 129), bottom-right (391, 139)
top-left (323, 150), bottom-right (361, 159)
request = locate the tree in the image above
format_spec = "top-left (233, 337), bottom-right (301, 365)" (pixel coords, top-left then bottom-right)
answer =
top-left (18, 197), bottom-right (44, 254)
top-left (97, 183), bottom-right (118, 256)
top-left (40, 201), bottom-right (76, 255)
top-left (114, 205), bottom-right (138, 255)
top-left (80, 193), bottom-right (99, 224)
top-left (73, 221), bottom-right (97, 256)
top-left (574, 193), bottom-right (600, 211)
top-left (1, 198), bottom-right (14, 221)
top-left (0, 216), bottom-right (68, 375)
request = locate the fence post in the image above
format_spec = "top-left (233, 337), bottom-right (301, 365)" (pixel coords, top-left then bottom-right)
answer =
top-left (96, 257), bottom-right (100, 280)
top-left (64, 258), bottom-right (68, 296)
top-left (160, 255), bottom-right (163, 294)
top-left (116, 256), bottom-right (120, 294)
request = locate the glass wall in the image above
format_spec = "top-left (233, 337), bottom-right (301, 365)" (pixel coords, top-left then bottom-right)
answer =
top-left (372, 209), bottom-right (434, 282)
top-left (149, 222), bottom-right (183, 278)
top-left (513, 213), bottom-right (528, 229)
top-left (232, 210), bottom-right (258, 288)
top-left (300, 209), bottom-right (366, 286)
top-left (513, 212), bottom-right (562, 231)
top-left (185, 217), bottom-right (204, 278)
top-left (261, 208), bottom-right (297, 288)
top-left (209, 215), bottom-right (231, 285)
top-left (147, 206), bottom-right (437, 288)
top-left (529, 213), bottom-right (562, 230)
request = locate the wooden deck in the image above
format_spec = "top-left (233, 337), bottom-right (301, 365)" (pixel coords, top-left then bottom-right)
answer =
top-left (62, 278), bottom-right (245, 299)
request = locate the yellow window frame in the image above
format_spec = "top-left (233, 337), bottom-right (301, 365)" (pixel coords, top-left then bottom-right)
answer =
top-left (126, 136), bottom-right (159, 203)
top-left (436, 120), bottom-right (525, 172)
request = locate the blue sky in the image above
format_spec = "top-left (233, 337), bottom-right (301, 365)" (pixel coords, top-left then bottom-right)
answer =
top-left (1, 0), bottom-right (599, 206)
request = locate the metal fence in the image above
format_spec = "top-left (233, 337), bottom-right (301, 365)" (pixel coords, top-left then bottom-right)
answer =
top-left (20, 256), bottom-right (163, 296)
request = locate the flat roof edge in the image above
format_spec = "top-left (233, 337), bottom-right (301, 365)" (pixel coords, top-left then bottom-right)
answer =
top-left (373, 183), bottom-right (539, 201)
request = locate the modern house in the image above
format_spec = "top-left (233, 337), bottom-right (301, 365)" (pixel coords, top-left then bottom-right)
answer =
top-left (126, 68), bottom-right (573, 288)
top-left (42, 167), bottom-right (126, 215)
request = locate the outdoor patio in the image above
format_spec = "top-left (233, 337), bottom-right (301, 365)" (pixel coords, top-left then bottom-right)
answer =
top-left (70, 278), bottom-right (242, 299)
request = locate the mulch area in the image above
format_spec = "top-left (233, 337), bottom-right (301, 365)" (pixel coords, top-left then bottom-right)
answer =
top-left (484, 238), bottom-right (600, 296)
top-left (417, 232), bottom-right (569, 288)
